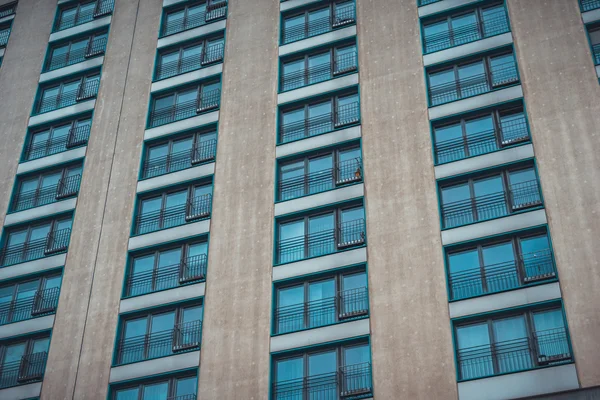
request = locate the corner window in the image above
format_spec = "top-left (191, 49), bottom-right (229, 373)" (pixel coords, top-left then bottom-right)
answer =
top-left (25, 117), bottom-right (91, 161)
top-left (0, 274), bottom-right (62, 326)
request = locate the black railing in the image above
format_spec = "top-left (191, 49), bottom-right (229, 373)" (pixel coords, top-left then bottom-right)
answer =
top-left (24, 124), bottom-right (91, 161)
top-left (424, 9), bottom-right (509, 54)
top-left (283, 5), bottom-right (355, 44)
top-left (45, 36), bottom-right (108, 72)
top-left (0, 29), bottom-right (9, 47)
top-left (281, 51), bottom-right (358, 92)
top-left (126, 254), bottom-right (208, 297)
top-left (161, 3), bottom-right (228, 37)
top-left (37, 79), bottom-right (100, 114)
top-left (116, 320), bottom-right (202, 365)
top-left (168, 395), bottom-right (196, 400)
top-left (277, 218), bottom-right (365, 264)
top-left (53, 0), bottom-right (114, 32)
top-left (418, 0), bottom-right (442, 5)
top-left (430, 61), bottom-right (519, 106)
top-left (12, 174), bottom-right (81, 212)
top-left (449, 248), bottom-right (555, 300)
top-left (581, 0), bottom-right (600, 12)
top-left (142, 139), bottom-right (217, 179)
top-left (435, 116), bottom-right (529, 164)
top-left (0, 3), bottom-right (17, 19)
top-left (156, 42), bottom-right (224, 81)
top-left (273, 362), bottom-right (372, 400)
top-left (458, 328), bottom-right (571, 381)
top-left (0, 228), bottom-right (71, 267)
top-left (593, 43), bottom-right (600, 65)
top-left (149, 88), bottom-right (221, 128)
top-left (0, 287), bottom-right (60, 326)
top-left (442, 179), bottom-right (542, 229)
top-left (0, 351), bottom-right (48, 389)
top-left (134, 194), bottom-right (212, 235)
top-left (280, 101), bottom-right (360, 144)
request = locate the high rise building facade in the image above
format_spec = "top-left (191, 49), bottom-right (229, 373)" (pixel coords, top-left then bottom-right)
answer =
top-left (0, 0), bottom-right (599, 399)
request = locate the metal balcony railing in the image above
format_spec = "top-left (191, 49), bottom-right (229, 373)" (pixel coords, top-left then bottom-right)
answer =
top-left (161, 2), bottom-right (227, 37)
top-left (281, 51), bottom-right (357, 92)
top-left (593, 43), bottom-right (600, 65)
top-left (424, 9), bottom-right (509, 54)
top-left (458, 327), bottom-right (571, 380)
top-left (581, 0), bottom-right (600, 12)
top-left (442, 179), bottom-right (542, 229)
top-left (149, 88), bottom-right (221, 128)
top-left (24, 124), bottom-right (91, 161)
top-left (134, 194), bottom-right (212, 236)
top-left (277, 218), bottom-right (365, 264)
top-left (429, 61), bottom-right (519, 106)
top-left (275, 287), bottom-right (368, 334)
top-left (0, 228), bottom-right (71, 267)
top-left (142, 139), bottom-right (217, 179)
top-left (115, 320), bottom-right (202, 365)
top-left (11, 174), bottom-right (81, 213)
top-left (168, 395), bottom-right (196, 400)
top-left (280, 101), bottom-right (360, 143)
top-left (449, 248), bottom-right (556, 300)
top-left (157, 43), bottom-right (224, 80)
top-left (0, 287), bottom-right (60, 326)
top-left (282, 5), bottom-right (355, 44)
top-left (279, 157), bottom-right (362, 201)
top-left (0, 3), bottom-right (17, 19)
top-left (53, 0), bottom-right (114, 32)
top-left (418, 0), bottom-right (442, 5)
top-left (273, 362), bottom-right (372, 400)
top-left (45, 36), bottom-right (108, 72)
top-left (36, 79), bottom-right (100, 114)
top-left (0, 351), bottom-right (48, 389)
top-left (126, 254), bottom-right (208, 297)
top-left (0, 29), bottom-right (9, 47)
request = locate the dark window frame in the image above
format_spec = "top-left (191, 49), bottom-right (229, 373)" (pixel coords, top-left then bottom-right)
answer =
top-left (155, 34), bottom-right (225, 81)
top-left (281, 0), bottom-right (355, 44)
top-left (24, 116), bottom-right (92, 161)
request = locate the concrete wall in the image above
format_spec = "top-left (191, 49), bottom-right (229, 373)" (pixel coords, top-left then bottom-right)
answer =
top-left (507, 0), bottom-right (600, 388)
top-left (355, 1), bottom-right (458, 399)
top-left (196, 0), bottom-right (279, 398)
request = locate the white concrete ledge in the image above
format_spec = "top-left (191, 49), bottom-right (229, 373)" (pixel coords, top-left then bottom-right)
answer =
top-left (275, 184), bottom-right (364, 217)
top-left (434, 144), bottom-right (534, 180)
top-left (0, 14), bottom-right (15, 25)
top-left (137, 163), bottom-right (215, 194)
top-left (424, 32), bottom-right (513, 67)
top-left (39, 56), bottom-right (104, 83)
top-left (280, 0), bottom-right (322, 12)
top-left (144, 111), bottom-right (219, 141)
top-left (0, 254), bottom-right (66, 282)
top-left (582, 8), bottom-right (600, 24)
top-left (0, 382), bottom-right (42, 400)
top-left (157, 20), bottom-right (226, 49)
top-left (151, 63), bottom-right (223, 93)
top-left (271, 318), bottom-right (369, 353)
top-left (449, 282), bottom-right (561, 319)
top-left (278, 73), bottom-right (359, 105)
top-left (457, 364), bottom-right (579, 400)
top-left (120, 282), bottom-right (205, 314)
top-left (163, 0), bottom-right (187, 6)
top-left (441, 209), bottom-right (547, 246)
top-left (418, 0), bottom-right (481, 18)
top-left (109, 350), bottom-right (200, 383)
top-left (429, 85), bottom-right (523, 121)
top-left (280, 26), bottom-right (356, 57)
top-left (49, 15), bottom-right (112, 43)
top-left (273, 247), bottom-right (367, 282)
top-left (28, 100), bottom-right (96, 128)
top-left (0, 48), bottom-right (4, 57)
top-left (596, 64), bottom-right (600, 79)
top-left (4, 198), bottom-right (77, 227)
top-left (0, 315), bottom-right (55, 340)
top-left (17, 147), bottom-right (87, 175)
top-left (128, 219), bottom-right (210, 251)
top-left (276, 126), bottom-right (361, 159)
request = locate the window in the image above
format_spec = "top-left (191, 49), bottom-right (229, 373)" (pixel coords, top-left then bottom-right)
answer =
top-left (126, 240), bottom-right (208, 297)
top-left (281, 1), bottom-right (355, 45)
top-left (0, 3), bottom-right (17, 19)
top-left (112, 372), bottom-right (197, 400)
top-left (161, 0), bottom-right (227, 37)
top-left (279, 91), bottom-right (359, 144)
top-left (149, 80), bottom-right (221, 128)
top-left (428, 51), bottom-right (518, 106)
top-left (134, 183), bottom-right (212, 235)
top-left (589, 25), bottom-right (600, 65)
top-left (45, 31), bottom-right (108, 71)
top-left (143, 129), bottom-right (217, 179)
top-left (447, 229), bottom-right (556, 300)
top-left (116, 303), bottom-right (203, 365)
top-left (0, 274), bottom-right (62, 326)
top-left (580, 0), bottom-right (600, 12)
top-left (275, 268), bottom-right (368, 334)
top-left (24, 117), bottom-right (91, 161)
top-left (440, 164), bottom-right (542, 229)
top-left (280, 42), bottom-right (357, 92)
top-left (433, 104), bottom-right (529, 164)
top-left (276, 203), bottom-right (365, 264)
top-left (272, 341), bottom-right (372, 399)
top-left (11, 164), bottom-right (83, 212)
top-left (0, 23), bottom-right (11, 48)
top-left (422, 3), bottom-right (509, 53)
top-left (0, 216), bottom-right (73, 267)
top-left (0, 334), bottom-right (50, 389)
top-left (54, 0), bottom-right (113, 32)
top-left (36, 72), bottom-right (100, 114)
top-left (156, 35), bottom-right (225, 80)
top-left (278, 144), bottom-right (361, 201)
top-left (455, 305), bottom-right (572, 380)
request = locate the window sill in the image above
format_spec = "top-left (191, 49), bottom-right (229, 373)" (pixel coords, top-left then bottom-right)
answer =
top-left (434, 140), bottom-right (531, 167)
top-left (121, 278), bottom-right (206, 301)
top-left (112, 345), bottom-right (201, 368)
top-left (271, 313), bottom-right (369, 337)
top-left (429, 82), bottom-right (521, 109)
top-left (275, 180), bottom-right (363, 204)
top-left (278, 121), bottom-right (361, 147)
top-left (278, 69), bottom-right (359, 95)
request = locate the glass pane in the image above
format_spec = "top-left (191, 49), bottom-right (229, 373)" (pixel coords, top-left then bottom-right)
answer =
top-left (458, 61), bottom-right (487, 98)
top-left (341, 272), bottom-right (368, 315)
top-left (308, 213), bottom-right (334, 258)
top-left (44, 275), bottom-right (62, 291)
top-left (147, 144), bottom-right (169, 177)
top-left (181, 44), bottom-right (203, 73)
top-left (508, 168), bottom-right (540, 208)
top-left (124, 317), bottom-right (147, 339)
top-left (159, 51), bottom-right (180, 78)
top-left (277, 285), bottom-right (304, 333)
top-left (164, 190), bottom-right (188, 229)
top-left (148, 312), bottom-right (175, 358)
top-left (442, 183), bottom-right (472, 228)
top-left (41, 172), bottom-right (62, 188)
top-left (32, 337), bottom-right (50, 353)
top-left (448, 249), bottom-right (482, 300)
top-left (457, 323), bottom-right (492, 379)
top-left (482, 5), bottom-right (509, 37)
top-left (429, 69), bottom-right (457, 105)
top-left (482, 241), bottom-right (518, 293)
top-left (490, 53), bottom-right (517, 86)
top-left (53, 123), bottom-right (72, 139)
top-left (280, 160), bottom-right (305, 201)
top-left (308, 8), bottom-right (330, 37)
top-left (130, 254), bottom-right (155, 296)
top-left (308, 351), bottom-right (337, 398)
top-left (335, 44), bottom-right (356, 72)
top-left (283, 14), bottom-right (305, 43)
top-left (282, 59), bottom-right (305, 91)
top-left (499, 109), bottom-right (528, 144)
top-left (344, 344), bottom-right (370, 366)
top-left (493, 316), bottom-right (532, 373)
top-left (520, 235), bottom-right (553, 279)
top-left (308, 279), bottom-right (335, 328)
top-left (281, 108), bottom-right (305, 142)
top-left (279, 220), bottom-right (305, 263)
top-left (0, 285), bottom-right (15, 324)
top-left (308, 52), bottom-right (330, 85)
top-left (473, 175), bottom-right (506, 221)
top-left (177, 88), bottom-right (198, 106)
top-left (115, 387), bottom-right (139, 400)
top-left (156, 248), bottom-right (181, 291)
top-left (451, 12), bottom-right (479, 46)
top-left (139, 197), bottom-right (161, 234)
top-left (308, 100), bottom-right (332, 136)
top-left (338, 147), bottom-right (361, 183)
top-left (30, 224), bottom-right (52, 242)
top-left (122, 316), bottom-right (147, 364)
top-left (19, 178), bottom-right (39, 200)
top-left (532, 309), bottom-right (569, 362)
top-left (182, 305), bottom-right (203, 324)
top-left (276, 356), bottom-right (303, 392)
top-left (59, 8), bottom-right (77, 29)
top-left (340, 207), bottom-right (364, 246)
top-left (342, 344), bottom-right (371, 393)
top-left (7, 230), bottom-right (27, 247)
top-left (170, 137), bottom-right (194, 172)
top-left (50, 45), bottom-right (69, 67)
top-left (308, 155), bottom-right (333, 194)
top-left (31, 130), bottom-right (50, 146)
top-left (424, 20), bottom-right (450, 53)
top-left (154, 94), bottom-right (175, 112)
top-left (3, 342), bottom-right (26, 364)
top-left (435, 123), bottom-right (464, 163)
top-left (465, 115), bottom-right (496, 157)
top-left (143, 381), bottom-right (169, 400)
top-left (176, 376), bottom-right (198, 396)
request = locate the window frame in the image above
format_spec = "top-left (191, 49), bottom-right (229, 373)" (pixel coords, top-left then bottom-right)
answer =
top-left (45, 30), bottom-right (108, 71)
top-left (111, 371), bottom-right (198, 400)
top-left (155, 34), bottom-right (225, 81)
top-left (0, 273), bottom-right (62, 324)
top-left (24, 116), bottom-right (92, 162)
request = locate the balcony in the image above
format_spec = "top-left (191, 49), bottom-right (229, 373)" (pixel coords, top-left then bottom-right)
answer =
top-left (272, 363), bottom-right (372, 400)
top-left (23, 124), bottom-right (91, 162)
top-left (53, 0), bottom-right (114, 32)
top-left (281, 52), bottom-right (357, 92)
top-left (156, 43), bottom-right (224, 81)
top-left (282, 5), bottom-right (355, 45)
top-left (0, 288), bottom-right (60, 326)
top-left (160, 2), bottom-right (227, 38)
top-left (115, 320), bottom-right (202, 365)
top-left (44, 37), bottom-right (107, 72)
top-left (11, 175), bottom-right (81, 213)
top-left (149, 88), bottom-right (220, 128)
top-left (0, 29), bottom-right (9, 48)
top-left (0, 3), bottom-right (17, 19)
top-left (0, 228), bottom-right (71, 267)
top-left (581, 0), bottom-right (600, 12)
top-left (142, 140), bottom-right (216, 180)
top-left (0, 352), bottom-right (47, 389)
top-left (35, 80), bottom-right (100, 115)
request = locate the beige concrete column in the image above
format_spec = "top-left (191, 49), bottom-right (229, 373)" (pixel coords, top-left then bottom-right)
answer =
top-left (40, 0), bottom-right (161, 398)
top-left (355, 1), bottom-right (458, 398)
top-left (196, 0), bottom-right (279, 398)
top-left (506, 0), bottom-right (600, 388)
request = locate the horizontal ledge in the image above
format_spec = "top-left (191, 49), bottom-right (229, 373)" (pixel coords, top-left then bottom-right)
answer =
top-left (128, 219), bottom-right (211, 251)
top-left (278, 73), bottom-right (359, 105)
top-left (49, 15), bottom-right (112, 43)
top-left (120, 282), bottom-right (206, 314)
top-left (109, 351), bottom-right (201, 383)
top-left (0, 253), bottom-right (66, 282)
top-left (0, 315), bottom-right (55, 340)
top-left (137, 163), bottom-right (215, 194)
top-left (28, 100), bottom-right (96, 128)
top-left (423, 32), bottom-right (513, 67)
top-left (273, 247), bottom-right (367, 282)
top-left (39, 56), bottom-right (105, 83)
top-left (279, 26), bottom-right (356, 57)
top-left (157, 20), bottom-right (226, 49)
top-left (275, 184), bottom-right (364, 217)
top-left (276, 125), bottom-right (361, 159)
top-left (144, 111), bottom-right (219, 142)
top-left (4, 198), bottom-right (78, 226)
top-left (151, 64), bottom-right (223, 93)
